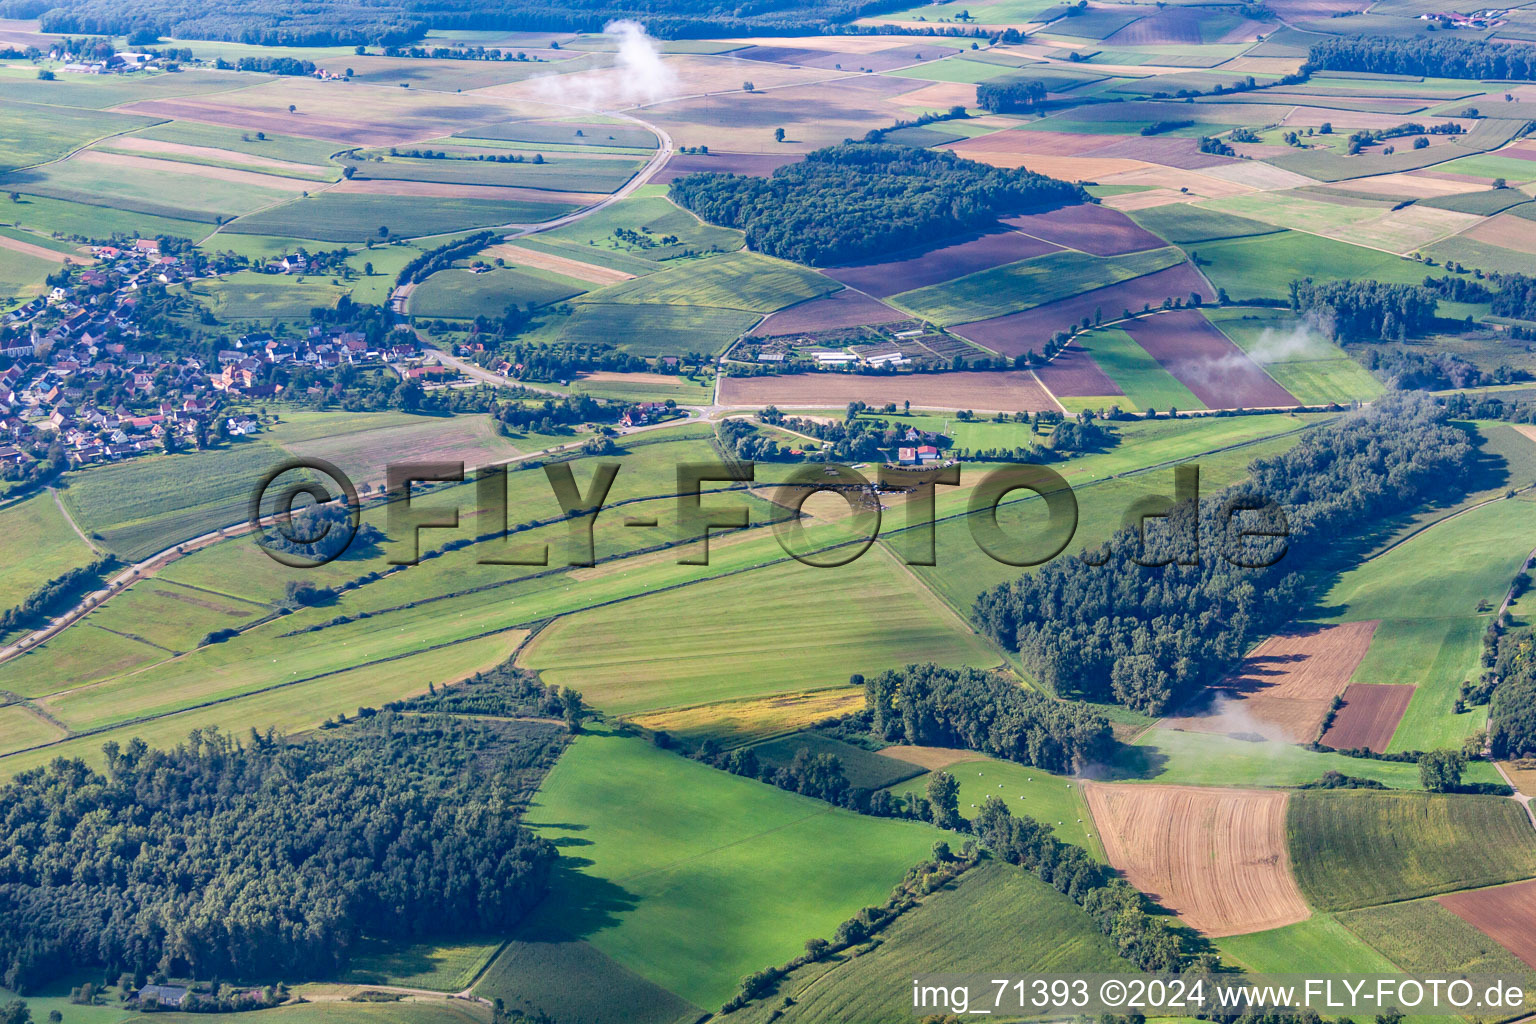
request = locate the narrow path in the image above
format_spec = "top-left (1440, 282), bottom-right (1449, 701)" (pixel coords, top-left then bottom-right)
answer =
top-left (50, 485), bottom-right (99, 553)
top-left (1493, 761), bottom-right (1536, 832)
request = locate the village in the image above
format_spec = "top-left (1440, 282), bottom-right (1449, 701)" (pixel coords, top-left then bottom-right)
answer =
top-left (0, 240), bottom-right (439, 472)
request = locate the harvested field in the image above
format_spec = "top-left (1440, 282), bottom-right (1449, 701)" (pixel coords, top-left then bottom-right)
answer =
top-left (71, 149), bottom-right (314, 191)
top-left (718, 370), bottom-right (1059, 412)
top-left (823, 227), bottom-right (1062, 297)
top-left (893, 81), bottom-right (993, 108)
top-left (1436, 880), bottom-right (1536, 970)
top-left (1322, 683), bottom-right (1416, 753)
top-left (949, 131), bottom-right (1121, 158)
top-left (1465, 212), bottom-right (1536, 256)
top-left (103, 136), bottom-right (331, 176)
top-left (1004, 203), bottom-right (1167, 256)
top-left (651, 150), bottom-right (800, 183)
top-left (1084, 783), bottom-right (1310, 937)
top-left (1096, 165), bottom-right (1257, 200)
top-left (950, 263), bottom-right (1213, 357)
top-left (1124, 309), bottom-right (1297, 409)
top-left (748, 288), bottom-right (907, 335)
top-left (1085, 136), bottom-right (1238, 171)
top-left (628, 688), bottom-right (865, 745)
top-left (958, 151), bottom-right (1152, 179)
top-left (1035, 343), bottom-right (1124, 397)
top-left (116, 97), bottom-right (474, 147)
top-left (328, 178), bottom-right (606, 203)
top-left (484, 243), bottom-right (634, 285)
top-left (1162, 622), bottom-right (1380, 744)
top-left (0, 231), bottom-right (82, 264)
top-left (875, 745), bottom-right (978, 771)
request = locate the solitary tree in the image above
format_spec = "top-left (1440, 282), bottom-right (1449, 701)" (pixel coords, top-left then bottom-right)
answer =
top-left (560, 687), bottom-right (585, 733)
top-left (926, 770), bottom-right (960, 828)
top-left (774, 127), bottom-right (785, 143)
top-left (288, 104), bottom-right (297, 113)
top-left (1419, 748), bottom-right (1466, 793)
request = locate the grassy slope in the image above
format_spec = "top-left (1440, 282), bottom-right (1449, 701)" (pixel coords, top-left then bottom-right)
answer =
top-left (0, 491), bottom-right (98, 612)
top-left (715, 860), bottom-right (1131, 1024)
top-left (1287, 790), bottom-right (1536, 911)
top-left (509, 728), bottom-right (943, 1010)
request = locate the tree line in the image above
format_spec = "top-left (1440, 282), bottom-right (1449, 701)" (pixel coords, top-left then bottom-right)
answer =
top-left (1490, 628), bottom-right (1536, 759)
top-left (973, 393), bottom-right (1474, 713)
top-left (1288, 279), bottom-right (1439, 342)
top-left (669, 143), bottom-right (1084, 266)
top-left (862, 663), bottom-right (1115, 773)
top-left (0, 716), bottom-right (563, 992)
top-left (31, 0), bottom-right (927, 46)
top-left (0, 555), bottom-right (117, 635)
top-left (1305, 35), bottom-right (1536, 81)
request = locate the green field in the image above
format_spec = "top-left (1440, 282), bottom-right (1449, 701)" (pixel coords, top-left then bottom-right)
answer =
top-left (1318, 495), bottom-right (1536, 751)
top-left (178, 270), bottom-right (347, 319)
top-left (1127, 727), bottom-right (1505, 790)
top-left (895, 756), bottom-right (1105, 858)
top-left (346, 153), bottom-right (644, 193)
top-left (749, 732), bottom-right (925, 790)
top-left (0, 243), bottom-right (58, 303)
top-left (408, 265), bottom-right (587, 318)
top-left (891, 247), bottom-right (1187, 326)
top-left (340, 936), bottom-right (505, 991)
top-left (532, 192), bottom-right (742, 262)
top-left (4, 192), bottom-right (213, 242)
top-left (57, 440), bottom-right (292, 560)
top-left (520, 544), bottom-right (999, 716)
top-left (716, 860), bottom-right (1130, 1024)
top-left (1130, 204), bottom-right (1287, 245)
top-left (1338, 898), bottom-right (1536, 977)
top-left (556, 303), bottom-right (760, 355)
top-left (132, 120), bottom-right (345, 166)
top-left (225, 194), bottom-right (579, 241)
top-left (582, 251), bottom-right (837, 313)
top-left (1288, 790), bottom-right (1536, 911)
top-left (485, 728), bottom-right (944, 1011)
top-left (0, 705), bottom-right (66, 757)
top-left (1203, 306), bottom-right (1384, 405)
top-left (1196, 230), bottom-right (1451, 301)
top-left (455, 119), bottom-right (658, 149)
top-left (87, 579), bottom-right (272, 654)
top-left (8, 155), bottom-right (301, 223)
top-left (1069, 326), bottom-right (1205, 411)
top-left (1215, 914), bottom-right (1400, 973)
top-left (0, 100), bottom-right (161, 173)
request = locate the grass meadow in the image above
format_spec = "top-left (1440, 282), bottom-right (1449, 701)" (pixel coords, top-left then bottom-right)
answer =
top-left (512, 729), bottom-right (943, 1010)
top-left (714, 861), bottom-right (1131, 1024)
top-left (226, 194), bottom-right (578, 241)
top-left (583, 250), bottom-right (836, 312)
top-left (891, 247), bottom-right (1187, 326)
top-left (0, 492), bottom-right (98, 611)
top-left (519, 544), bottom-right (999, 716)
top-left (1194, 230), bottom-right (1445, 301)
top-left (1203, 306), bottom-right (1384, 405)
top-left (1317, 495), bottom-right (1536, 751)
top-left (556, 302), bottom-right (761, 355)
top-left (179, 270), bottom-right (347, 319)
top-left (407, 265), bottom-right (587, 318)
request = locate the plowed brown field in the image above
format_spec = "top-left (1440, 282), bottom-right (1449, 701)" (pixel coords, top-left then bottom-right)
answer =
top-left (1438, 878), bottom-right (1536, 968)
top-left (1084, 783), bottom-right (1310, 936)
top-left (1162, 621), bottom-right (1379, 744)
top-left (1320, 683), bottom-right (1415, 753)
top-left (718, 370), bottom-right (1059, 412)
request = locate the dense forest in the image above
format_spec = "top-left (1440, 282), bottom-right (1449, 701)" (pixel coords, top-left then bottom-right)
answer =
top-left (1288, 279), bottom-right (1438, 342)
top-left (0, 716), bottom-right (563, 992)
top-left (670, 144), bottom-right (1085, 266)
top-left (973, 394), bottom-right (1474, 713)
top-left (976, 77), bottom-right (1047, 113)
top-left (862, 663), bottom-right (1115, 773)
top-left (1490, 629), bottom-right (1536, 759)
top-left (18, 0), bottom-right (917, 45)
top-left (1306, 35), bottom-right (1536, 80)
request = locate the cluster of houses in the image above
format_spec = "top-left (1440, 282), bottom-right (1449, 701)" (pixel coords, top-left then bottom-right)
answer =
top-left (0, 241), bottom-right (424, 467)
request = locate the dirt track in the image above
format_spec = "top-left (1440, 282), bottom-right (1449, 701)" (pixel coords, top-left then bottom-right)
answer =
top-left (1084, 782), bottom-right (1310, 936)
